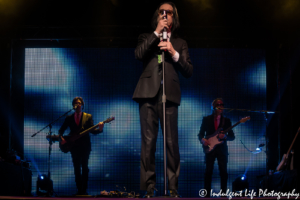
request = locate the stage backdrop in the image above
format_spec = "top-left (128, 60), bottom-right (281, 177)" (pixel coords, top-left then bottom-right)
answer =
top-left (24, 47), bottom-right (266, 197)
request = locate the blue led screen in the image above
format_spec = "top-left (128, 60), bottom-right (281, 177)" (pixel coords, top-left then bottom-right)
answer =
top-left (24, 48), bottom-right (266, 197)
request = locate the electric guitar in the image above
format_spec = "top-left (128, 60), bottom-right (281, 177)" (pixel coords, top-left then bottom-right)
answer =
top-left (203, 116), bottom-right (250, 154)
top-left (276, 127), bottom-right (300, 171)
top-left (59, 116), bottom-right (115, 153)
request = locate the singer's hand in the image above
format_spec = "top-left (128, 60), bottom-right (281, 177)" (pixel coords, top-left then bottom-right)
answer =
top-left (155, 14), bottom-right (169, 34)
top-left (158, 41), bottom-right (176, 56)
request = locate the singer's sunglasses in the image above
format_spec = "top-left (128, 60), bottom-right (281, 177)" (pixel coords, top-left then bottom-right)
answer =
top-left (159, 9), bottom-right (173, 16)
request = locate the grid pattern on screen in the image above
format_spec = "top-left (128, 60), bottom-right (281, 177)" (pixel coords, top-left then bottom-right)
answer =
top-left (24, 48), bottom-right (266, 197)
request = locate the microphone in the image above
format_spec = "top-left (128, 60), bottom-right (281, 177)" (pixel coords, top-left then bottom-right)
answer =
top-left (162, 10), bottom-right (168, 42)
top-left (73, 105), bottom-right (78, 110)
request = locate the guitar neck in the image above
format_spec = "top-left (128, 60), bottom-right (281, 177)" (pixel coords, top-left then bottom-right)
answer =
top-left (74, 120), bottom-right (107, 140)
top-left (79, 123), bottom-right (100, 136)
top-left (223, 121), bottom-right (241, 134)
top-left (286, 127), bottom-right (300, 155)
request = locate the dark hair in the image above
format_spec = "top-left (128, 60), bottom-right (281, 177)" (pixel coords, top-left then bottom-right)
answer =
top-left (151, 2), bottom-right (180, 35)
top-left (72, 96), bottom-right (84, 110)
top-left (211, 98), bottom-right (223, 113)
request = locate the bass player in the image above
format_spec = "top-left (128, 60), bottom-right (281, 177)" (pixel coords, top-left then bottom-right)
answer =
top-left (198, 98), bottom-right (235, 197)
top-left (59, 97), bottom-right (104, 195)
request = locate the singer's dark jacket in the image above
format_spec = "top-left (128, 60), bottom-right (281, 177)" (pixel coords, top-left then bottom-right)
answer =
top-left (132, 32), bottom-right (193, 105)
top-left (198, 114), bottom-right (235, 155)
top-left (59, 112), bottom-right (102, 152)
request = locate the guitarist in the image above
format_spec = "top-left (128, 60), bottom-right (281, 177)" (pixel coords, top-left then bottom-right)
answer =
top-left (198, 98), bottom-right (235, 197)
top-left (59, 97), bottom-right (104, 195)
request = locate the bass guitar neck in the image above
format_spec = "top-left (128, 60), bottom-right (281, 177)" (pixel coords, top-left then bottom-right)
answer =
top-left (59, 116), bottom-right (115, 153)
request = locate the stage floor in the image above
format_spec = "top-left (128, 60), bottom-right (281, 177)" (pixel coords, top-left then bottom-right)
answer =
top-left (0, 196), bottom-right (291, 200)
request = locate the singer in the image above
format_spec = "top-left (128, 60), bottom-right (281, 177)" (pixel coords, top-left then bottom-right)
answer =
top-left (133, 2), bottom-right (193, 198)
top-left (59, 97), bottom-right (104, 195)
top-left (197, 98), bottom-right (235, 197)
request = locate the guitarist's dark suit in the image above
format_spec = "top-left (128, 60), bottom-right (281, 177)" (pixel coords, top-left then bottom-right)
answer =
top-left (198, 114), bottom-right (235, 196)
top-left (59, 112), bottom-right (102, 194)
top-left (133, 32), bottom-right (193, 191)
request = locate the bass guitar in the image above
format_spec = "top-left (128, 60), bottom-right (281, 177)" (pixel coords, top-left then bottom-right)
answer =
top-left (59, 116), bottom-right (115, 153)
top-left (203, 116), bottom-right (250, 154)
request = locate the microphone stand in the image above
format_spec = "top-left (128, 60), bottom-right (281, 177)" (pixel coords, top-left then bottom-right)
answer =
top-left (219, 107), bottom-right (279, 114)
top-left (161, 10), bottom-right (168, 197)
top-left (162, 49), bottom-right (168, 196)
top-left (31, 106), bottom-right (75, 195)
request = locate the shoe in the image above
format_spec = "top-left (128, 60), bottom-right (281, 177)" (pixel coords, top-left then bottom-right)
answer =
top-left (143, 187), bottom-right (157, 198)
top-left (169, 189), bottom-right (181, 198)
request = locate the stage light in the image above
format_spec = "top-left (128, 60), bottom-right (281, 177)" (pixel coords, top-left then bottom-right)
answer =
top-left (232, 174), bottom-right (249, 193)
top-left (254, 144), bottom-right (264, 154)
top-left (36, 174), bottom-right (53, 196)
top-left (241, 175), bottom-right (246, 180)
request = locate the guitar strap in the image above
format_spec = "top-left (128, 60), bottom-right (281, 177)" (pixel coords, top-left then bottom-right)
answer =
top-left (220, 115), bottom-right (225, 130)
top-left (81, 112), bottom-right (87, 129)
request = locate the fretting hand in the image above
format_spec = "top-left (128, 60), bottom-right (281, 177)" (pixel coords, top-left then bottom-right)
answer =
top-left (98, 122), bottom-right (104, 131)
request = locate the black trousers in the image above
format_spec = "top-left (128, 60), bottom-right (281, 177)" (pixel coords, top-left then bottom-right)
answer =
top-left (139, 85), bottom-right (180, 190)
top-left (71, 147), bottom-right (90, 193)
top-left (204, 146), bottom-right (228, 197)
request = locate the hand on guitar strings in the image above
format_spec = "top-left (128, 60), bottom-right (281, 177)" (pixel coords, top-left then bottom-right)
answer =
top-left (60, 136), bottom-right (67, 145)
top-left (201, 138), bottom-right (210, 147)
